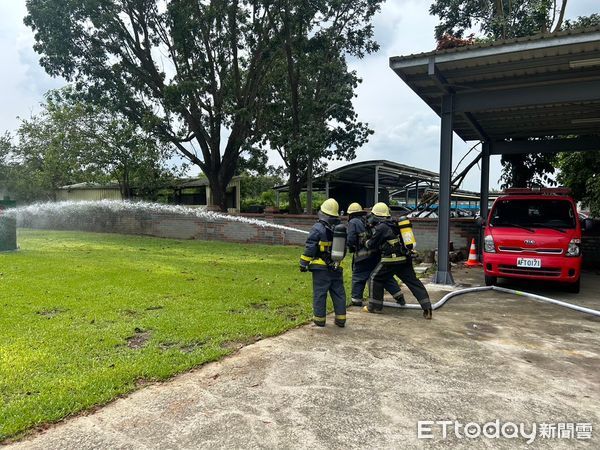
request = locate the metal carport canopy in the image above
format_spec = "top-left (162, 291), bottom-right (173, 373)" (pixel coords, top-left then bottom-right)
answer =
top-left (274, 160), bottom-right (439, 198)
top-left (389, 26), bottom-right (600, 285)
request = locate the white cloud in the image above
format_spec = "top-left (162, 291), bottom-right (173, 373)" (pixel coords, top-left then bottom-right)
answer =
top-left (0, 2), bottom-right (65, 131)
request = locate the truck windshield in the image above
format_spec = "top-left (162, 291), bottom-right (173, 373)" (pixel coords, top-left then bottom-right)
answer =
top-left (490, 199), bottom-right (576, 229)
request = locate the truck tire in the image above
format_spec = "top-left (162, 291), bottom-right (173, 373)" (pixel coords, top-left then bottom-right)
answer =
top-left (566, 278), bottom-right (580, 294)
top-left (484, 275), bottom-right (497, 286)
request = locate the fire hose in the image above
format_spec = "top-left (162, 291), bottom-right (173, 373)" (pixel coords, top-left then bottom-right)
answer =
top-left (382, 285), bottom-right (600, 318)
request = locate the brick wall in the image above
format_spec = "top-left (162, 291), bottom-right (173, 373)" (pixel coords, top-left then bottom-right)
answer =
top-left (17, 207), bottom-right (479, 251)
top-left (17, 208), bottom-right (600, 267)
top-left (17, 209), bottom-right (309, 246)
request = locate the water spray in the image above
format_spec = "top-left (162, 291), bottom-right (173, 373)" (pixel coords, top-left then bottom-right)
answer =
top-left (9, 200), bottom-right (310, 235)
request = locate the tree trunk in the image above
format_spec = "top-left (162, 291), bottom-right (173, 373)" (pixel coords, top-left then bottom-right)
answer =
top-left (552, 0), bottom-right (568, 32)
top-left (204, 135), bottom-right (240, 212)
top-left (288, 161), bottom-right (303, 214)
top-left (120, 166), bottom-right (133, 200)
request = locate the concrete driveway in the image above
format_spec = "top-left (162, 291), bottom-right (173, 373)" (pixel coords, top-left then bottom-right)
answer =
top-left (9, 268), bottom-right (600, 449)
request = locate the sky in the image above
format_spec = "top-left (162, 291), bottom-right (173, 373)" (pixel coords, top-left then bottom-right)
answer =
top-left (0, 0), bottom-right (598, 192)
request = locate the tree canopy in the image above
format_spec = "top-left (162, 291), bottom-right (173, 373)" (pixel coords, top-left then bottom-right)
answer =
top-left (25, 0), bottom-right (282, 210)
top-left (557, 152), bottom-right (600, 216)
top-left (0, 87), bottom-right (175, 203)
top-left (24, 0), bottom-right (380, 212)
top-left (430, 0), bottom-right (569, 41)
top-left (429, 1), bottom-right (600, 190)
top-left (258, 0), bottom-right (380, 213)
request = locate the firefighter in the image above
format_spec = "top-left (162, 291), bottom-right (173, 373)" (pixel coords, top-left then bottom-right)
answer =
top-left (299, 198), bottom-right (347, 327)
top-left (346, 202), bottom-right (405, 307)
top-left (364, 202), bottom-right (433, 319)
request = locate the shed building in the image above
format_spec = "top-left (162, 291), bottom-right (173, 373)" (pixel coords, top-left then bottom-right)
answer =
top-left (390, 26), bottom-right (600, 284)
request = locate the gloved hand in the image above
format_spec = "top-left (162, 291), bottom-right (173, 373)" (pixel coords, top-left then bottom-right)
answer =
top-left (299, 259), bottom-right (309, 272)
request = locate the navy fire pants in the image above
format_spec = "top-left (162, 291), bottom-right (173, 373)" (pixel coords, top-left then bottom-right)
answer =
top-left (352, 257), bottom-right (402, 301)
top-left (368, 261), bottom-right (430, 312)
top-left (312, 268), bottom-right (346, 326)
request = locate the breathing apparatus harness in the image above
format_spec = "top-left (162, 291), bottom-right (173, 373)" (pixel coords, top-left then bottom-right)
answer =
top-left (351, 213), bottom-right (376, 262)
top-left (317, 211), bottom-right (347, 270)
top-left (368, 215), bottom-right (417, 262)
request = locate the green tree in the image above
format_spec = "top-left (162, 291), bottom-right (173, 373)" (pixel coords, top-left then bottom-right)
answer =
top-left (430, 0), bottom-right (568, 41)
top-left (0, 133), bottom-right (20, 199)
top-left (259, 0), bottom-right (379, 213)
top-left (12, 112), bottom-right (87, 201)
top-left (25, 0), bottom-right (281, 211)
top-left (563, 13), bottom-right (600, 30)
top-left (499, 152), bottom-right (557, 189)
top-left (1, 87), bottom-right (176, 202)
top-left (429, 1), bottom-right (596, 188)
top-left (557, 151), bottom-right (600, 216)
top-left (42, 88), bottom-right (177, 200)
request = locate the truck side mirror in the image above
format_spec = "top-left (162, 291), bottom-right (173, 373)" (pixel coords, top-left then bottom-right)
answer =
top-left (583, 218), bottom-right (593, 231)
top-left (476, 217), bottom-right (486, 227)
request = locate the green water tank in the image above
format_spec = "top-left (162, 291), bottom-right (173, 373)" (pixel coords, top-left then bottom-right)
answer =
top-left (0, 198), bottom-right (17, 252)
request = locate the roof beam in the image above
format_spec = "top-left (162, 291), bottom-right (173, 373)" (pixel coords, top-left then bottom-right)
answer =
top-left (428, 58), bottom-right (489, 140)
top-left (491, 136), bottom-right (600, 155)
top-left (454, 79), bottom-right (600, 113)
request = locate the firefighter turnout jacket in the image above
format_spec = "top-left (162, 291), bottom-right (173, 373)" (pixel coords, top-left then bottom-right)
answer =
top-left (365, 220), bottom-right (409, 263)
top-left (347, 215), bottom-right (377, 263)
top-left (300, 220), bottom-right (338, 270)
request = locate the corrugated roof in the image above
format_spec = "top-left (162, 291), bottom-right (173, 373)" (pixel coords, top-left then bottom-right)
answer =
top-left (177, 176), bottom-right (241, 189)
top-left (58, 182), bottom-right (120, 190)
top-left (390, 25), bottom-right (600, 64)
top-left (390, 27), bottom-right (600, 142)
top-left (274, 160), bottom-right (440, 192)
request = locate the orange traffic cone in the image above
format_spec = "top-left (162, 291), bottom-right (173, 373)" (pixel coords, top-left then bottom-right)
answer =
top-left (465, 238), bottom-right (482, 267)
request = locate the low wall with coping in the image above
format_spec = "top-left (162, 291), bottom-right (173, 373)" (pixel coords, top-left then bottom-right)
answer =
top-left (17, 208), bottom-right (599, 267)
top-left (17, 207), bottom-right (479, 251)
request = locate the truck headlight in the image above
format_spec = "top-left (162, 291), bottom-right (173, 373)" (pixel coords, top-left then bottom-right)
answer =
top-left (484, 235), bottom-right (495, 253)
top-left (566, 238), bottom-right (581, 257)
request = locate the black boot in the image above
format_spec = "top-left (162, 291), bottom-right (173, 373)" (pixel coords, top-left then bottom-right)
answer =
top-left (313, 317), bottom-right (326, 327)
top-left (423, 307), bottom-right (433, 320)
top-left (334, 318), bottom-right (346, 328)
top-left (394, 292), bottom-right (406, 306)
top-left (351, 298), bottom-right (363, 307)
top-left (364, 299), bottom-right (383, 313)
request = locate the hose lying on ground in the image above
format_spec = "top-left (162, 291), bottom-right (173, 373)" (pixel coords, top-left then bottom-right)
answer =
top-left (382, 286), bottom-right (600, 318)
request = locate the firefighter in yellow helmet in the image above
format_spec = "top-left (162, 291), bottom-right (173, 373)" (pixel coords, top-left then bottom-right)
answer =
top-left (299, 198), bottom-right (347, 327)
top-left (364, 202), bottom-right (432, 319)
top-left (346, 202), bottom-right (405, 307)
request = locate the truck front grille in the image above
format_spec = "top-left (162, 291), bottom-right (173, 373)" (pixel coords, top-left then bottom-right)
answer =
top-left (498, 265), bottom-right (562, 277)
top-left (498, 246), bottom-right (563, 255)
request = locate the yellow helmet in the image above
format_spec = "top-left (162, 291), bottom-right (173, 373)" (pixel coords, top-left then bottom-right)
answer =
top-left (371, 202), bottom-right (391, 218)
top-left (320, 198), bottom-right (340, 217)
top-left (347, 202), bottom-right (363, 215)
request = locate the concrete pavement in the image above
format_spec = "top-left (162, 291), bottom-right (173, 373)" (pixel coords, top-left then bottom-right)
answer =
top-left (8, 268), bottom-right (600, 449)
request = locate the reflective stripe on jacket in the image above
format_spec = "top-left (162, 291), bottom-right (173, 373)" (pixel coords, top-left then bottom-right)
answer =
top-left (366, 221), bottom-right (408, 263)
top-left (301, 221), bottom-right (334, 270)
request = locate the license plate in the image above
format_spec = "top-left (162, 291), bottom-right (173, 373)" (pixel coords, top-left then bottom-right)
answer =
top-left (517, 258), bottom-right (542, 268)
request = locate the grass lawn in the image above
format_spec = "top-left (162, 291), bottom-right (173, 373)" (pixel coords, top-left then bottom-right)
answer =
top-left (0, 229), bottom-right (351, 441)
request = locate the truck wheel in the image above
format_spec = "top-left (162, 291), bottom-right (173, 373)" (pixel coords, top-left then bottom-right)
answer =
top-left (566, 278), bottom-right (580, 294)
top-left (484, 275), bottom-right (497, 286)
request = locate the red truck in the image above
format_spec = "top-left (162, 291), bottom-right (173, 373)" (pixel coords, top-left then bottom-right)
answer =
top-left (482, 187), bottom-right (589, 293)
